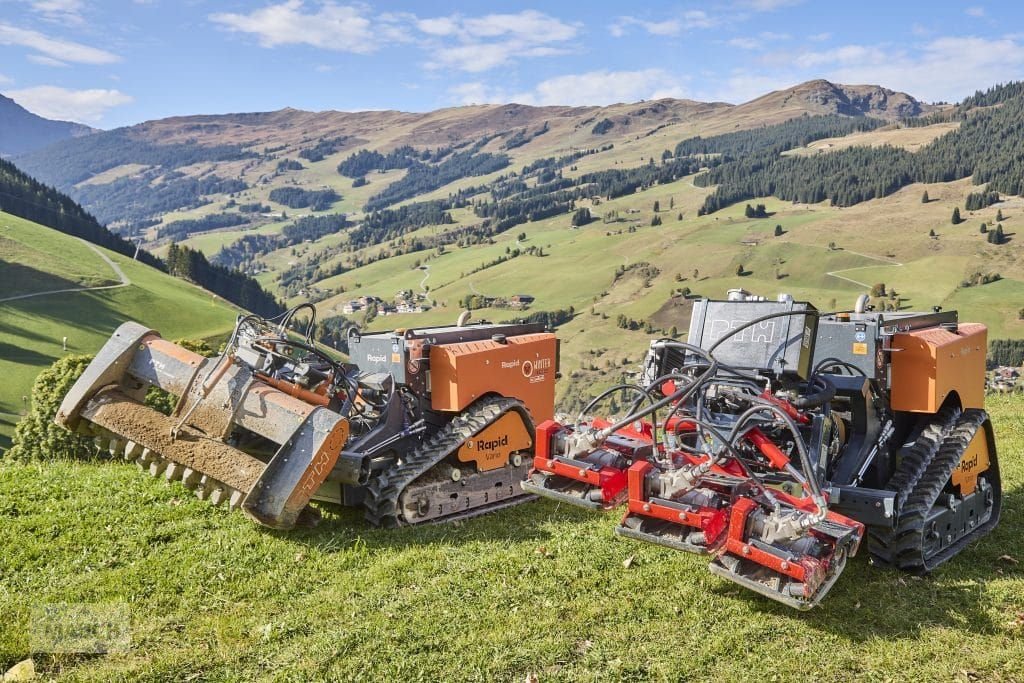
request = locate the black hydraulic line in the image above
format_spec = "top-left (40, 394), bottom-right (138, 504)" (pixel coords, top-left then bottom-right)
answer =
top-left (577, 383), bottom-right (656, 440)
top-left (791, 375), bottom-right (836, 409)
top-left (812, 357), bottom-right (867, 377)
top-left (729, 400), bottom-right (824, 503)
top-left (597, 360), bottom-right (720, 438)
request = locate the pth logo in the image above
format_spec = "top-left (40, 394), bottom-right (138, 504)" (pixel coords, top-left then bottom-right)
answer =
top-left (522, 360), bottom-right (533, 377)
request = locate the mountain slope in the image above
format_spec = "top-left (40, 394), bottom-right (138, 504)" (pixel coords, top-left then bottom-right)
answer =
top-left (14, 80), bottom-right (928, 230)
top-left (0, 210), bottom-right (238, 446)
top-left (0, 94), bottom-right (93, 157)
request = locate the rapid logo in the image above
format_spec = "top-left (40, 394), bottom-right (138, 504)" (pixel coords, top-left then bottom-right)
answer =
top-left (473, 434), bottom-right (509, 452)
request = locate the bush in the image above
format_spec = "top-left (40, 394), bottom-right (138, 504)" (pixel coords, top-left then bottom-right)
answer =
top-left (7, 340), bottom-right (216, 460)
top-left (7, 355), bottom-right (95, 460)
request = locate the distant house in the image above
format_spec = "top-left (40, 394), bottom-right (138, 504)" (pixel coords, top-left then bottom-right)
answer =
top-left (510, 294), bottom-right (535, 310)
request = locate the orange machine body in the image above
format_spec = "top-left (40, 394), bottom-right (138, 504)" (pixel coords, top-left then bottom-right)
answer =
top-left (455, 411), bottom-right (534, 472)
top-left (429, 332), bottom-right (557, 422)
top-left (889, 322), bottom-right (987, 413)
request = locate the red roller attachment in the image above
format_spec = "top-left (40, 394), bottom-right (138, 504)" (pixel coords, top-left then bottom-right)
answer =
top-left (521, 420), bottom-right (652, 510)
top-left (614, 459), bottom-right (734, 554)
top-left (709, 492), bottom-right (864, 610)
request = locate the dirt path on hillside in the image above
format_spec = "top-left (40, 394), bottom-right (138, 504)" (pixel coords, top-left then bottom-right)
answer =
top-left (824, 248), bottom-right (903, 289)
top-left (0, 239), bottom-right (132, 304)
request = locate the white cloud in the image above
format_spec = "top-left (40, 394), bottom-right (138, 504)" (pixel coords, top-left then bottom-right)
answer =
top-left (793, 44), bottom-right (889, 69)
top-left (452, 69), bottom-right (688, 107)
top-left (816, 36), bottom-right (1024, 101)
top-left (6, 85), bottom-right (133, 123)
top-left (610, 11), bottom-right (715, 37)
top-left (712, 34), bottom-right (1024, 105)
top-left (696, 72), bottom-right (797, 104)
top-left (808, 31), bottom-right (831, 42)
top-left (735, 0), bottom-right (803, 10)
top-left (450, 81), bottom-right (505, 105)
top-left (728, 37), bottom-right (762, 50)
top-left (28, 0), bottom-right (85, 25)
top-left (0, 73), bottom-right (12, 85)
top-left (209, 5), bottom-right (575, 72)
top-left (0, 22), bottom-right (120, 64)
top-left (965, 6), bottom-right (986, 17)
top-left (27, 54), bottom-right (68, 67)
top-left (416, 16), bottom-right (460, 36)
top-left (422, 10), bottom-right (579, 72)
top-left (210, 1), bottom-right (377, 54)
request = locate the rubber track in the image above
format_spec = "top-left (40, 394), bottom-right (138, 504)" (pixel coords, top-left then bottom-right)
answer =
top-left (869, 409), bottom-right (995, 573)
top-left (866, 405), bottom-right (959, 560)
top-left (887, 404), bottom-right (961, 509)
top-left (362, 396), bottom-right (528, 527)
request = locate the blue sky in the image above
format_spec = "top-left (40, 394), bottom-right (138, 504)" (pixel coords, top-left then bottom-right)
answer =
top-left (1, 0), bottom-right (1023, 129)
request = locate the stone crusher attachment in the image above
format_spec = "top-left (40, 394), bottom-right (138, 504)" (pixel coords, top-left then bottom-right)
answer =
top-left (525, 294), bottom-right (1000, 610)
top-left (56, 305), bottom-right (560, 530)
top-left (55, 321), bottom-right (359, 529)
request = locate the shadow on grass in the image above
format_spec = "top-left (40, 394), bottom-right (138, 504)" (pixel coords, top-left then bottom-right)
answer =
top-left (5, 290), bottom-right (133, 338)
top-left (0, 261), bottom-right (93, 300)
top-left (270, 496), bottom-right (598, 552)
top-left (0, 342), bottom-right (53, 366)
top-left (709, 484), bottom-right (1023, 641)
top-left (0, 319), bottom-right (53, 346)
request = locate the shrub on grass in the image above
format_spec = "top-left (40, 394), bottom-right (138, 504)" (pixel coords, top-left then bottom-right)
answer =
top-left (7, 340), bottom-right (214, 461)
top-left (7, 355), bottom-right (95, 461)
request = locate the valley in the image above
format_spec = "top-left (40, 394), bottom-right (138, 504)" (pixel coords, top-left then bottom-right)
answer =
top-left (4, 79), bottom-right (1024, 431)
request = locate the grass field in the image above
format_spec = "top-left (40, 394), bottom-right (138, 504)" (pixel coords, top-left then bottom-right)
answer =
top-left (0, 214), bottom-right (119, 298)
top-left (1, 395), bottom-right (1021, 682)
top-left (0, 215), bottom-right (238, 446)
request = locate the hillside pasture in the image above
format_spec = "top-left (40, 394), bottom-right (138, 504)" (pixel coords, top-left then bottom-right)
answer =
top-left (1, 396), bottom-right (1022, 681)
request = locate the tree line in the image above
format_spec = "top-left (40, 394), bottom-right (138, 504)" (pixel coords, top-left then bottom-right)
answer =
top-left (2, 156), bottom-right (281, 315)
top-left (0, 157), bottom-right (162, 268)
top-left (363, 149), bottom-right (510, 212)
top-left (165, 243), bottom-right (281, 316)
top-left (695, 82), bottom-right (1024, 214)
top-left (72, 171), bottom-right (247, 226)
top-left (157, 212), bottom-right (249, 241)
top-left (298, 136), bottom-right (350, 163)
top-left (268, 187), bottom-right (340, 211)
top-left (213, 214), bottom-right (351, 270)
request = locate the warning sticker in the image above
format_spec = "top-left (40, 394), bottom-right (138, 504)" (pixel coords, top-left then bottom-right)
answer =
top-left (852, 342), bottom-right (868, 355)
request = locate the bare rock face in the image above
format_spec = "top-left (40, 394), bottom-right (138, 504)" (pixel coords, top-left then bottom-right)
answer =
top-left (740, 79), bottom-right (937, 121)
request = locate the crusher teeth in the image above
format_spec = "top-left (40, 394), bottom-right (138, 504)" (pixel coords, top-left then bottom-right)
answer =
top-left (85, 420), bottom-right (244, 515)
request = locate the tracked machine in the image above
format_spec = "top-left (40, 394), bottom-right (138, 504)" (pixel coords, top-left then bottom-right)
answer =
top-left (524, 294), bottom-right (1000, 609)
top-left (55, 305), bottom-right (558, 529)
